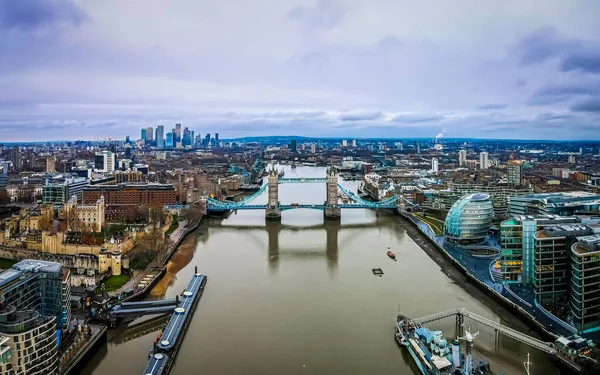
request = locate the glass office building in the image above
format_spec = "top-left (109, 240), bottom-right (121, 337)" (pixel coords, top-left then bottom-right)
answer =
top-left (444, 193), bottom-right (494, 244)
top-left (500, 215), bottom-right (579, 284)
top-left (509, 191), bottom-right (600, 216)
top-left (571, 234), bottom-right (600, 333)
top-left (0, 260), bottom-right (70, 330)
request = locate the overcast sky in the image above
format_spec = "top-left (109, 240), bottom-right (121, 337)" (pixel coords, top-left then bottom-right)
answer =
top-left (1, 0), bottom-right (600, 141)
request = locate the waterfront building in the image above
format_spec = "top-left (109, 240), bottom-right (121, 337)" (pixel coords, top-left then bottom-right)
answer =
top-left (429, 182), bottom-right (532, 220)
top-left (500, 215), bottom-right (579, 284)
top-left (571, 234), bottom-right (600, 333)
top-left (533, 224), bottom-right (592, 307)
top-left (443, 193), bottom-right (494, 245)
top-left (479, 152), bottom-right (488, 170)
top-left (0, 260), bottom-right (71, 330)
top-left (509, 191), bottom-right (600, 216)
top-left (363, 173), bottom-right (395, 201)
top-left (0, 334), bottom-right (15, 375)
top-left (82, 183), bottom-right (177, 206)
top-left (0, 305), bottom-right (58, 375)
top-left (507, 159), bottom-right (523, 186)
top-left (42, 176), bottom-right (89, 204)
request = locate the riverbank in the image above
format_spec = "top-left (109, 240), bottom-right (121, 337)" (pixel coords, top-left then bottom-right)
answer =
top-left (395, 212), bottom-right (585, 374)
top-left (115, 217), bottom-right (203, 301)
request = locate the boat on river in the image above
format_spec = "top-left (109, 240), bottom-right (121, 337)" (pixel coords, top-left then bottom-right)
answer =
top-left (395, 314), bottom-right (496, 375)
top-left (387, 251), bottom-right (396, 260)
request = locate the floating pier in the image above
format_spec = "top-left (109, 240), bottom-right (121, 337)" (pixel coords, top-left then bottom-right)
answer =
top-left (142, 268), bottom-right (207, 375)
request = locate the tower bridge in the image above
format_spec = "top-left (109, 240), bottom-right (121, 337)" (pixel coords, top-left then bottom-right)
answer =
top-left (190, 168), bottom-right (416, 221)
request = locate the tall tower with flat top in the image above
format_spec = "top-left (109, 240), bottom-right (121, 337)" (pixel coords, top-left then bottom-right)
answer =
top-left (324, 167), bottom-right (341, 220)
top-left (266, 168), bottom-right (281, 221)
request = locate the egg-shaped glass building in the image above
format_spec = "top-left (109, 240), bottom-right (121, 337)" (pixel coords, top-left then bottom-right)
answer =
top-left (444, 193), bottom-right (494, 244)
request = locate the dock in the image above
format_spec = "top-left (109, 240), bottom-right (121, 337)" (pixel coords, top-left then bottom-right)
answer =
top-left (142, 270), bottom-right (207, 375)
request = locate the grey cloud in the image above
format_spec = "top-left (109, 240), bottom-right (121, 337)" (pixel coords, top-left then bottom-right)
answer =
top-left (0, 0), bottom-right (88, 30)
top-left (561, 51), bottom-right (600, 74)
top-left (571, 98), bottom-right (600, 113)
top-left (338, 110), bottom-right (382, 121)
top-left (288, 0), bottom-right (346, 30)
top-left (477, 104), bottom-right (508, 110)
top-left (515, 27), bottom-right (567, 65)
top-left (535, 112), bottom-right (574, 121)
top-left (390, 114), bottom-right (443, 123)
top-left (528, 81), bottom-right (600, 105)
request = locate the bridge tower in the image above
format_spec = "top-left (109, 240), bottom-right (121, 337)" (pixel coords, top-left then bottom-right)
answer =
top-left (266, 168), bottom-right (281, 221)
top-left (397, 195), bottom-right (406, 212)
top-left (324, 167), bottom-right (341, 220)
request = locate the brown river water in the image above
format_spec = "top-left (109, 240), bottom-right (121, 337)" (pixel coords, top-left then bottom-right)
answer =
top-left (80, 165), bottom-right (559, 375)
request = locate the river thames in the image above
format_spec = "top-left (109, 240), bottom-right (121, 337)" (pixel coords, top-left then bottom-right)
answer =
top-left (81, 165), bottom-right (558, 375)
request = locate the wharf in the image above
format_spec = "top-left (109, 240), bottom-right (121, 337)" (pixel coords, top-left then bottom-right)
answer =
top-left (142, 271), bottom-right (207, 375)
top-left (61, 324), bottom-right (107, 375)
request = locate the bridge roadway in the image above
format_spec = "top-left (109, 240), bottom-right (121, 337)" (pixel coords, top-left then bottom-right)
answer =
top-left (111, 298), bottom-right (179, 318)
top-left (205, 203), bottom-right (398, 211)
top-left (414, 307), bottom-right (557, 355)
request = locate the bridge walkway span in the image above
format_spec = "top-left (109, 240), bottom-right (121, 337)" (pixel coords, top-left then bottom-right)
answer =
top-left (415, 307), bottom-right (556, 355)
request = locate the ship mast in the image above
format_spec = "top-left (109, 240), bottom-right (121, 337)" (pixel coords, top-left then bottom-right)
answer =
top-left (523, 353), bottom-right (531, 375)
top-left (458, 328), bottom-right (479, 375)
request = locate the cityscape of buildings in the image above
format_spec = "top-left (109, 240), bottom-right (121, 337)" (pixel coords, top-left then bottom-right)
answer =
top-left (2, 131), bottom-right (600, 373)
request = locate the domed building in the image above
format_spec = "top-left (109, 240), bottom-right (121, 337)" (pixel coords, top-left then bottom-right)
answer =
top-left (444, 193), bottom-right (494, 244)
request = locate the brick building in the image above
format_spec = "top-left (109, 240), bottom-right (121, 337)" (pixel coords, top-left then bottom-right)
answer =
top-left (82, 184), bottom-right (177, 206)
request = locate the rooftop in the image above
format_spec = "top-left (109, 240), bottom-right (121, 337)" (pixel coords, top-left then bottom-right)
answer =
top-left (572, 234), bottom-right (600, 256)
top-left (12, 260), bottom-right (62, 274)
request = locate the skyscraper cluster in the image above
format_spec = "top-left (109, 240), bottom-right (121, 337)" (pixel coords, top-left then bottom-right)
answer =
top-left (133, 125), bottom-right (220, 149)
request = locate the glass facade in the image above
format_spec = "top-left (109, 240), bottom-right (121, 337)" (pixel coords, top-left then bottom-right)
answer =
top-left (500, 215), bottom-right (580, 284)
top-left (571, 235), bottom-right (600, 333)
top-left (444, 193), bottom-right (493, 245)
top-left (0, 261), bottom-right (70, 330)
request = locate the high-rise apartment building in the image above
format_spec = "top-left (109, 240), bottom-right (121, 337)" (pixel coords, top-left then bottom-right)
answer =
top-left (342, 140), bottom-right (348, 147)
top-left (0, 260), bottom-right (71, 329)
top-left (290, 139), bottom-right (297, 152)
top-left (479, 151), bottom-right (489, 170)
top-left (0, 260), bottom-right (69, 375)
top-left (155, 125), bottom-right (165, 148)
top-left (166, 132), bottom-right (174, 148)
top-left (431, 158), bottom-right (439, 173)
top-left (215, 133), bottom-right (219, 147)
top-left (311, 144), bottom-right (316, 153)
top-left (459, 149), bottom-right (467, 167)
top-left (9, 148), bottom-right (22, 173)
top-left (352, 139), bottom-right (357, 147)
top-left (141, 128), bottom-right (147, 141)
top-left (571, 234), bottom-right (600, 333)
top-left (507, 159), bottom-right (523, 185)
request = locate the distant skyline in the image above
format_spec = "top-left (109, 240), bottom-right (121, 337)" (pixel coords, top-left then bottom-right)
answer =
top-left (1, 0), bottom-right (600, 141)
